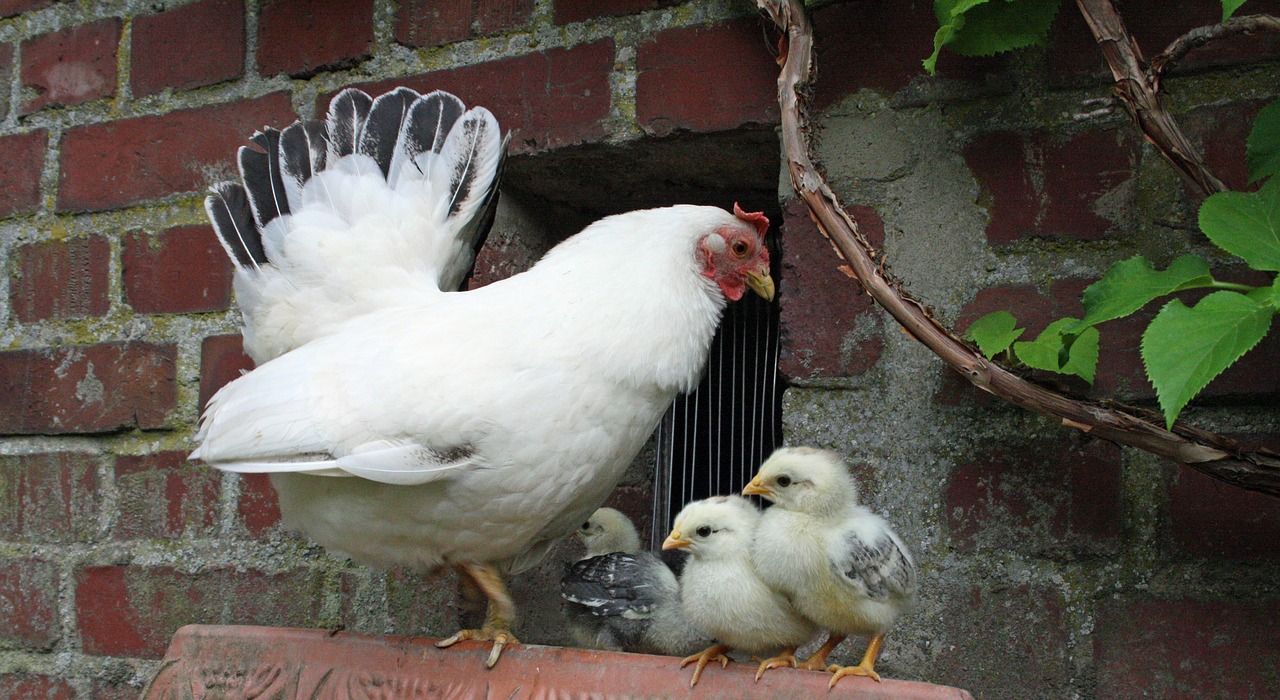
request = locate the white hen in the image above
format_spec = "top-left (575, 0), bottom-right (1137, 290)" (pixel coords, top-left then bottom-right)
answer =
top-left (191, 87), bottom-right (775, 668)
top-left (744, 447), bottom-right (917, 687)
top-left (662, 496), bottom-right (817, 687)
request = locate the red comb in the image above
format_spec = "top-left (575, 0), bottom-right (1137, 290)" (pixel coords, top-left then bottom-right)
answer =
top-left (733, 202), bottom-right (770, 240)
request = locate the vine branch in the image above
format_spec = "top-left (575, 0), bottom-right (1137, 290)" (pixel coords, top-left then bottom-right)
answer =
top-left (1152, 13), bottom-right (1280, 87)
top-left (1073, 0), bottom-right (1228, 196)
top-left (755, 0), bottom-right (1280, 498)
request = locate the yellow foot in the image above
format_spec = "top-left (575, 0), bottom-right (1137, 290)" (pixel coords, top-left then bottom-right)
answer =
top-left (752, 649), bottom-right (798, 681)
top-left (828, 663), bottom-right (881, 688)
top-left (680, 643), bottom-right (732, 688)
top-left (795, 655), bottom-right (829, 672)
top-left (435, 628), bottom-right (519, 668)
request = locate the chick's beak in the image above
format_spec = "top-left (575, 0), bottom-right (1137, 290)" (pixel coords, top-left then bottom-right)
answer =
top-left (662, 528), bottom-right (691, 550)
top-left (744, 268), bottom-right (775, 302)
top-left (742, 476), bottom-right (773, 498)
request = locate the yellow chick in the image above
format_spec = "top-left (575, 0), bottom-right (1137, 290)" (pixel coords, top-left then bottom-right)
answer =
top-left (663, 496), bottom-right (817, 687)
top-left (744, 447), bottom-right (917, 688)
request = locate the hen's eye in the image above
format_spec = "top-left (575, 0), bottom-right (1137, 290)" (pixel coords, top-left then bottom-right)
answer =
top-left (730, 240), bottom-right (749, 257)
top-left (695, 526), bottom-right (712, 538)
top-left (776, 475), bottom-right (792, 488)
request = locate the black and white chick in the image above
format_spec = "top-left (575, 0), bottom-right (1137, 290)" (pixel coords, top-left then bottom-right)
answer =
top-left (662, 496), bottom-right (817, 687)
top-left (743, 447), bottom-right (917, 688)
top-left (560, 508), bottom-right (709, 656)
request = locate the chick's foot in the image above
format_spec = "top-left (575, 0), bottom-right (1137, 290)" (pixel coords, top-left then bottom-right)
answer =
top-left (752, 646), bottom-right (799, 681)
top-left (680, 643), bottom-right (733, 687)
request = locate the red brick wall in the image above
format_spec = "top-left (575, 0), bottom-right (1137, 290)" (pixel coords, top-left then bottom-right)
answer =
top-left (0, 1), bottom-right (1276, 698)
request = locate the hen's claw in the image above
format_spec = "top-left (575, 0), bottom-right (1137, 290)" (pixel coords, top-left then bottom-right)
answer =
top-left (435, 628), bottom-right (519, 668)
top-left (680, 643), bottom-right (732, 687)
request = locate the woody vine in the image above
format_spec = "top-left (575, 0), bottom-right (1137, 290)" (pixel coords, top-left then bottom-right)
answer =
top-left (759, 0), bottom-right (1280, 497)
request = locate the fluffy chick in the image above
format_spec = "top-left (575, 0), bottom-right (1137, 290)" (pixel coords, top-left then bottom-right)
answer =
top-left (744, 447), bottom-right (917, 688)
top-left (560, 508), bottom-right (709, 655)
top-left (663, 496), bottom-right (817, 687)
top-left (577, 507), bottom-right (642, 558)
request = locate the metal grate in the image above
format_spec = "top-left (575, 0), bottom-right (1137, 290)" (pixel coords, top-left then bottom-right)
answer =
top-left (649, 246), bottom-right (784, 548)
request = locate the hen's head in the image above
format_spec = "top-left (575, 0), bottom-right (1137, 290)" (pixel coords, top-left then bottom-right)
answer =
top-left (695, 203), bottom-right (774, 302)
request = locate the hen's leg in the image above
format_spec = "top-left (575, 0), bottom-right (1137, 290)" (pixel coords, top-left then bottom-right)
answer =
top-left (828, 633), bottom-right (884, 687)
top-left (797, 633), bottom-right (846, 671)
top-left (679, 643), bottom-right (732, 687)
top-left (434, 563), bottom-right (519, 668)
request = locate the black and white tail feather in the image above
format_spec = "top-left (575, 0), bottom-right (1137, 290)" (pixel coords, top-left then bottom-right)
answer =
top-left (206, 86), bottom-right (508, 364)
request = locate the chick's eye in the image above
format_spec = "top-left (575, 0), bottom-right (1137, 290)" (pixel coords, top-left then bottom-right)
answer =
top-left (730, 240), bottom-right (750, 257)
top-left (695, 526), bottom-right (712, 538)
top-left (776, 475), bottom-right (792, 488)
top-left (580, 522), bottom-right (590, 531)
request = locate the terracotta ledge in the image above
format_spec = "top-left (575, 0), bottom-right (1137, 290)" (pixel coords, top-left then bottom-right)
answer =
top-left (142, 624), bottom-right (974, 699)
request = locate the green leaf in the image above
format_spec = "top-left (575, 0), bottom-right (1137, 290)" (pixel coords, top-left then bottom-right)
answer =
top-left (1246, 99), bottom-right (1280, 183)
top-left (1142, 291), bottom-right (1274, 428)
top-left (1248, 275), bottom-right (1280, 309)
top-left (965, 310), bottom-right (1025, 358)
top-left (1075, 254), bottom-right (1213, 330)
top-left (1013, 318), bottom-right (1100, 384)
top-left (948, 0), bottom-right (1061, 57)
top-left (1198, 178), bottom-right (1280, 271)
top-left (1222, 0), bottom-right (1249, 22)
top-left (924, 0), bottom-right (1060, 75)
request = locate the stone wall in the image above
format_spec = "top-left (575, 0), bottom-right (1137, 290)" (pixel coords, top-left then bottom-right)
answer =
top-left (0, 0), bottom-right (1277, 698)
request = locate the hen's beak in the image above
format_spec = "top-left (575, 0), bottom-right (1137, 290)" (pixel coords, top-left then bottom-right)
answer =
top-left (662, 528), bottom-right (691, 550)
top-left (744, 268), bottom-right (775, 302)
top-left (742, 476), bottom-right (773, 498)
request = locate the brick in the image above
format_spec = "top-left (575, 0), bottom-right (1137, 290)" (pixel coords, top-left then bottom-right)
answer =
top-left (328, 41), bottom-right (613, 153)
top-left (258, 0), bottom-right (373, 77)
top-left (1182, 100), bottom-right (1266, 193)
top-left (964, 128), bottom-right (1137, 245)
top-left (555, 0), bottom-right (665, 24)
top-left (811, 0), bottom-right (1003, 108)
top-left (123, 225), bottom-right (232, 314)
top-left (114, 452), bottom-right (220, 540)
top-left (237, 473), bottom-right (281, 537)
top-left (1168, 459), bottom-right (1280, 559)
top-left (76, 565), bottom-right (328, 658)
top-left (778, 198), bottom-right (884, 380)
top-left (931, 584), bottom-right (1072, 698)
top-left (0, 675), bottom-right (73, 700)
top-left (0, 342), bottom-right (176, 434)
top-left (9, 236), bottom-right (110, 322)
top-left (1096, 598), bottom-right (1280, 698)
top-left (0, 453), bottom-right (101, 543)
top-left (396, 0), bottom-right (534, 47)
top-left (58, 93), bottom-right (295, 212)
top-left (636, 19), bottom-right (778, 137)
top-left (199, 334), bottom-right (254, 413)
top-left (945, 439), bottom-right (1122, 553)
top-left (0, 130), bottom-right (47, 218)
top-left (1049, 0), bottom-right (1280, 87)
top-left (20, 18), bottom-right (120, 113)
top-left (131, 0), bottom-right (245, 96)
top-left (0, 0), bottom-right (53, 17)
top-left (0, 558), bottom-right (59, 650)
